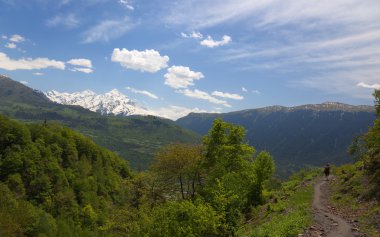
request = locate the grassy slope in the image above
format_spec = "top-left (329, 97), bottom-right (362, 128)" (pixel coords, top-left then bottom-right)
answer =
top-left (239, 169), bottom-right (320, 237)
top-left (330, 162), bottom-right (380, 237)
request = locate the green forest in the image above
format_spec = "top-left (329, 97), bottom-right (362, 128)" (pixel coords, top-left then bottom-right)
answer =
top-left (0, 90), bottom-right (379, 236)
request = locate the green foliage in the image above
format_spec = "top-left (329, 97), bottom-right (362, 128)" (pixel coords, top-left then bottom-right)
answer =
top-left (240, 169), bottom-right (318, 237)
top-left (0, 114), bottom-right (132, 236)
top-left (350, 90), bottom-right (380, 199)
top-left (330, 162), bottom-right (380, 236)
top-left (147, 201), bottom-right (221, 237)
top-left (0, 112), bottom-right (279, 236)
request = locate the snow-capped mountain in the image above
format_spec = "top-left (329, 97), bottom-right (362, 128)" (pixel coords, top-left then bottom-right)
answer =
top-left (45, 89), bottom-right (155, 116)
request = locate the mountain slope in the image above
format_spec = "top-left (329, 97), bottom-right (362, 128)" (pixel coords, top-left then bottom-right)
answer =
top-left (0, 113), bottom-right (131, 236)
top-left (176, 104), bottom-right (376, 176)
top-left (0, 75), bottom-right (199, 169)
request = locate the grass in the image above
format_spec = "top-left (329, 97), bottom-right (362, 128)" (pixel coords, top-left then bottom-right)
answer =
top-left (239, 168), bottom-right (320, 237)
top-left (330, 162), bottom-right (380, 237)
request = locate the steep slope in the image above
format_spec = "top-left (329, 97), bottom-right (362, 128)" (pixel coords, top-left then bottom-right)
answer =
top-left (0, 114), bottom-right (131, 236)
top-left (176, 104), bottom-right (376, 176)
top-left (0, 75), bottom-right (199, 169)
top-left (45, 89), bottom-right (153, 116)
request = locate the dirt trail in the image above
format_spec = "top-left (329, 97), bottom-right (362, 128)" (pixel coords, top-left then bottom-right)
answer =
top-left (303, 177), bottom-right (363, 237)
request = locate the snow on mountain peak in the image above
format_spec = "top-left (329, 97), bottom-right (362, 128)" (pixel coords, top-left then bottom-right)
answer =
top-left (45, 89), bottom-right (153, 116)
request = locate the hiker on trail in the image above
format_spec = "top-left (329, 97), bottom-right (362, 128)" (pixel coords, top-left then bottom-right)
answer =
top-left (324, 164), bottom-right (330, 180)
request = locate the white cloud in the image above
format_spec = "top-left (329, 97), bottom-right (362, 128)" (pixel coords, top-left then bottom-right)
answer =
top-left (33, 72), bottom-right (44, 76)
top-left (179, 89), bottom-right (231, 107)
top-left (46, 13), bottom-right (80, 28)
top-left (67, 58), bottom-right (92, 68)
top-left (181, 31), bottom-right (203, 39)
top-left (20, 80), bottom-right (28, 85)
top-left (212, 91), bottom-right (244, 100)
top-left (252, 90), bottom-right (261, 94)
top-left (82, 17), bottom-right (134, 43)
top-left (112, 48), bottom-right (169, 73)
top-left (164, 66), bottom-right (204, 89)
top-left (9, 34), bottom-right (25, 43)
top-left (70, 67), bottom-right (93, 74)
top-left (151, 105), bottom-right (208, 120)
top-left (164, 0), bottom-right (380, 29)
top-left (119, 0), bottom-right (134, 10)
top-left (125, 86), bottom-right (159, 99)
top-left (357, 82), bottom-right (380, 90)
top-left (5, 43), bottom-right (16, 49)
top-left (67, 58), bottom-right (93, 73)
top-left (200, 35), bottom-right (231, 48)
top-left (0, 52), bottom-right (65, 70)
top-left (1, 35), bottom-right (7, 40)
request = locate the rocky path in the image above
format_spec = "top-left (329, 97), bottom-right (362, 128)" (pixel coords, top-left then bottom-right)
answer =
top-left (302, 177), bottom-right (364, 237)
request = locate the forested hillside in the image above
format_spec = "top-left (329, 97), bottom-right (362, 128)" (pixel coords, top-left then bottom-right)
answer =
top-left (0, 114), bottom-right (132, 236)
top-left (0, 75), bottom-right (199, 169)
top-left (177, 104), bottom-right (376, 175)
top-left (0, 115), bottom-right (277, 236)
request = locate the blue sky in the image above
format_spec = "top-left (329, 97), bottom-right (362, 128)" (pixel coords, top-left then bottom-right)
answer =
top-left (1, 0), bottom-right (380, 119)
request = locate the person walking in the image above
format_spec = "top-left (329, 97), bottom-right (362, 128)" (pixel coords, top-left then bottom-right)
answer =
top-left (324, 164), bottom-right (330, 181)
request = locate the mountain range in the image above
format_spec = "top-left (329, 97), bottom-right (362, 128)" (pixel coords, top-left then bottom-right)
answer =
top-left (45, 89), bottom-right (153, 117)
top-left (0, 75), bottom-right (198, 169)
top-left (0, 75), bottom-right (377, 176)
top-left (176, 103), bottom-right (376, 176)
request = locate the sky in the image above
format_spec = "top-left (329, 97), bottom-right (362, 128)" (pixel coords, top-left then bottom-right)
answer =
top-left (0, 0), bottom-right (380, 119)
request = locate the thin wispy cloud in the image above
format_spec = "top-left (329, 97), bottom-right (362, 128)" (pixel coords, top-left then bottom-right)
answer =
top-left (178, 88), bottom-right (231, 107)
top-left (357, 82), bottom-right (380, 90)
top-left (125, 86), bottom-right (159, 99)
top-left (212, 91), bottom-right (243, 100)
top-left (82, 17), bottom-right (134, 43)
top-left (46, 13), bottom-right (80, 29)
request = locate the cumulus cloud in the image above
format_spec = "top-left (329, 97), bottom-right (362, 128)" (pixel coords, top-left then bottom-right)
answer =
top-left (125, 86), bottom-right (159, 99)
top-left (0, 52), bottom-right (65, 70)
top-left (9, 34), bottom-right (25, 43)
top-left (357, 82), bottom-right (380, 90)
top-left (33, 72), bottom-right (44, 76)
top-left (20, 80), bottom-right (28, 85)
top-left (67, 58), bottom-right (93, 73)
top-left (5, 43), bottom-right (16, 49)
top-left (179, 89), bottom-right (231, 107)
top-left (252, 89), bottom-right (261, 94)
top-left (67, 58), bottom-right (92, 68)
top-left (242, 87), bottom-right (247, 92)
top-left (181, 31), bottom-right (203, 39)
top-left (82, 17), bottom-right (134, 43)
top-left (112, 48), bottom-right (169, 73)
top-left (212, 91), bottom-right (244, 100)
top-left (46, 13), bottom-right (80, 28)
top-left (164, 66), bottom-right (204, 89)
top-left (200, 35), bottom-right (231, 48)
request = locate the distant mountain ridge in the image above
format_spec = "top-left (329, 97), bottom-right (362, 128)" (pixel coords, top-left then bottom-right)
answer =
top-left (45, 89), bottom-right (153, 116)
top-left (0, 75), bottom-right (199, 169)
top-left (177, 103), bottom-right (376, 176)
